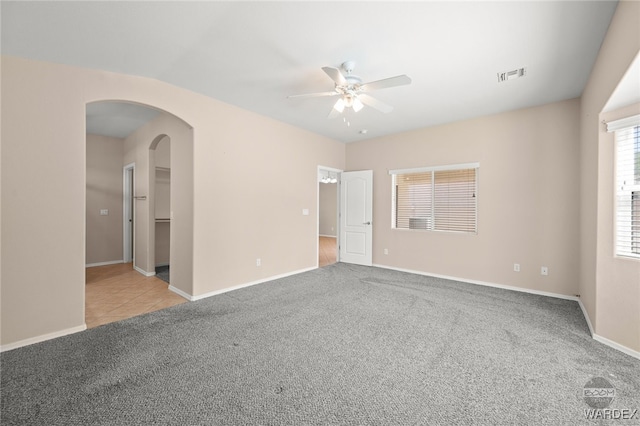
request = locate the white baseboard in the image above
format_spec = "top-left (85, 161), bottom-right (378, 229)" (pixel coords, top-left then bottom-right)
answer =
top-left (372, 264), bottom-right (579, 301)
top-left (575, 299), bottom-right (640, 359)
top-left (319, 234), bottom-right (337, 238)
top-left (85, 260), bottom-right (124, 268)
top-left (184, 266), bottom-right (317, 302)
top-left (134, 265), bottom-right (156, 277)
top-left (373, 263), bottom-right (640, 360)
top-left (0, 324), bottom-right (86, 353)
top-left (593, 333), bottom-right (640, 360)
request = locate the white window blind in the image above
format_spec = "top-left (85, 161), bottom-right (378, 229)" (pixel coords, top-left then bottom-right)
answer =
top-left (390, 163), bottom-right (478, 233)
top-left (610, 116), bottom-right (640, 259)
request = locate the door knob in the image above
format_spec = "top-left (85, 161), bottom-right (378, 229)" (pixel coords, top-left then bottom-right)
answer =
top-left (363, 221), bottom-right (371, 225)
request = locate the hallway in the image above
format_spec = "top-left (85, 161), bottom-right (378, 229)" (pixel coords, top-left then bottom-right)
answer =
top-left (319, 236), bottom-right (337, 267)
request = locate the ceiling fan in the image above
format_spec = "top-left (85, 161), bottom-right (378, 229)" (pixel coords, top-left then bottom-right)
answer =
top-left (288, 61), bottom-right (411, 118)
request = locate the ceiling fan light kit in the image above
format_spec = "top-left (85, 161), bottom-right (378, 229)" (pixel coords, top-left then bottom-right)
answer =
top-left (336, 95), bottom-right (363, 113)
top-left (319, 171), bottom-right (338, 184)
top-left (289, 61), bottom-right (411, 119)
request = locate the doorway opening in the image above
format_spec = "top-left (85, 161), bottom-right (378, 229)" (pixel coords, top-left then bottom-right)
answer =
top-left (318, 166), bottom-right (341, 267)
top-left (85, 100), bottom-right (193, 329)
top-left (150, 135), bottom-right (171, 283)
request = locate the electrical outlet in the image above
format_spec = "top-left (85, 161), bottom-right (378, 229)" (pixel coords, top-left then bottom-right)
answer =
top-left (384, 248), bottom-right (389, 255)
top-left (514, 263), bottom-right (520, 272)
top-left (256, 258), bottom-right (261, 267)
top-left (541, 266), bottom-right (548, 276)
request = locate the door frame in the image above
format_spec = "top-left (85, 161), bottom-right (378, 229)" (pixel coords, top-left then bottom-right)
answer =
top-left (317, 165), bottom-right (342, 267)
top-left (123, 162), bottom-right (135, 264)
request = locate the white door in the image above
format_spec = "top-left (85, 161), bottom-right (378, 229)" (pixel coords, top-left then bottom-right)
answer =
top-left (340, 170), bottom-right (373, 266)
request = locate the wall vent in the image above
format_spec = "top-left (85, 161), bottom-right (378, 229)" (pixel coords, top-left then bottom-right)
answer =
top-left (497, 67), bottom-right (526, 83)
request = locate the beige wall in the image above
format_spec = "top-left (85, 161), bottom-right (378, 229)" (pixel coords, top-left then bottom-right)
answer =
top-left (86, 134), bottom-right (124, 265)
top-left (190, 108), bottom-right (345, 296)
top-left (155, 223), bottom-right (170, 267)
top-left (319, 183), bottom-right (337, 237)
top-left (2, 58), bottom-right (87, 343)
top-left (580, 0), bottom-right (640, 352)
top-left (1, 56), bottom-right (345, 346)
top-left (346, 99), bottom-right (581, 296)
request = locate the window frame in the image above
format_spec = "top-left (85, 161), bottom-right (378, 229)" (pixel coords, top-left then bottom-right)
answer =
top-left (608, 115), bottom-right (640, 260)
top-left (389, 162), bottom-right (479, 235)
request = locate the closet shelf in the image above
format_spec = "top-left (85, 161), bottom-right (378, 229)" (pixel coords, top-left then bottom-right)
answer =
top-left (155, 218), bottom-right (171, 223)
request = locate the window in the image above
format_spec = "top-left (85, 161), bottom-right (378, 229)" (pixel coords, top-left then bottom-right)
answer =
top-left (390, 163), bottom-right (478, 234)
top-left (608, 115), bottom-right (640, 259)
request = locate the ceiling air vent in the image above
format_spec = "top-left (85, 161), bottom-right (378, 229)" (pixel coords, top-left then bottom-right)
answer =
top-left (497, 67), bottom-right (526, 83)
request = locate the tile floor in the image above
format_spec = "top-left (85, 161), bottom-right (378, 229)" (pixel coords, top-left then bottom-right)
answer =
top-left (85, 263), bottom-right (187, 329)
top-left (319, 236), bottom-right (337, 267)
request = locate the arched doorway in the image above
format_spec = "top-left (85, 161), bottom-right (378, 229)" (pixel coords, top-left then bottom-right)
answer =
top-left (84, 100), bottom-right (194, 328)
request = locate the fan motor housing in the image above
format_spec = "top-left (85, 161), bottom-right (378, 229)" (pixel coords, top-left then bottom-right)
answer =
top-left (341, 61), bottom-right (356, 74)
top-left (344, 75), bottom-right (362, 85)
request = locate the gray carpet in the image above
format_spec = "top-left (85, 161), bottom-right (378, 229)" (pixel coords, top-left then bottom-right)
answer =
top-left (155, 265), bottom-right (170, 284)
top-left (2, 264), bottom-right (639, 425)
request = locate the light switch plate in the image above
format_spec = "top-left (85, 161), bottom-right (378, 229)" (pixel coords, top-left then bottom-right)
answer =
top-left (302, 209), bottom-right (309, 216)
top-left (100, 209), bottom-right (109, 216)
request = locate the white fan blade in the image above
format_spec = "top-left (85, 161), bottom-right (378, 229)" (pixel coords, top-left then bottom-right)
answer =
top-left (322, 66), bottom-right (347, 86)
top-left (358, 94), bottom-right (394, 113)
top-left (287, 91), bottom-right (338, 99)
top-left (360, 75), bottom-right (411, 92)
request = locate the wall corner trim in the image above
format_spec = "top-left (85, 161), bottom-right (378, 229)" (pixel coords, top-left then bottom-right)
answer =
top-left (576, 298), bottom-right (595, 336)
top-left (134, 265), bottom-right (156, 277)
top-left (168, 285), bottom-right (192, 301)
top-left (0, 324), bottom-right (87, 353)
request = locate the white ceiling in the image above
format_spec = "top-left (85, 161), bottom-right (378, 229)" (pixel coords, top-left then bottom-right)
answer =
top-left (86, 102), bottom-right (161, 139)
top-left (1, 1), bottom-right (621, 142)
